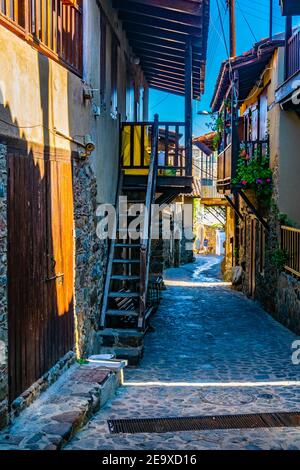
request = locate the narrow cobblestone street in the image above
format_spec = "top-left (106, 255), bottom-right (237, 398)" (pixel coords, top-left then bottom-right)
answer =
top-left (66, 256), bottom-right (300, 450)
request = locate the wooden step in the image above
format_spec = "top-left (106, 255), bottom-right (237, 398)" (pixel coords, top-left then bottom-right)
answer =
top-left (113, 259), bottom-right (140, 264)
top-left (111, 275), bottom-right (140, 281)
top-left (108, 292), bottom-right (139, 299)
top-left (106, 310), bottom-right (139, 317)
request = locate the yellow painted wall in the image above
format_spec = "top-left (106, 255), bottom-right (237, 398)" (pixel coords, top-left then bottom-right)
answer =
top-left (0, 0), bottom-right (149, 205)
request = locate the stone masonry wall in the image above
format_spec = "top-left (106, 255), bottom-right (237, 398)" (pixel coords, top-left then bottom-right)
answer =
top-left (0, 144), bottom-right (8, 429)
top-left (73, 160), bottom-right (108, 358)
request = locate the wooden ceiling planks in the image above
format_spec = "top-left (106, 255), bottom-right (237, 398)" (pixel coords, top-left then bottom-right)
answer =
top-left (112, 0), bottom-right (209, 99)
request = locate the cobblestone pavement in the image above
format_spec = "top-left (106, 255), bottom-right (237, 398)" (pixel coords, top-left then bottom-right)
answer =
top-left (67, 255), bottom-right (300, 450)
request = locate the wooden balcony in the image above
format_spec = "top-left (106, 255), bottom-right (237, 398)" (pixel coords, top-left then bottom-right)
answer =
top-left (275, 29), bottom-right (300, 105)
top-left (121, 120), bottom-right (193, 194)
top-left (217, 140), bottom-right (269, 194)
top-left (281, 225), bottom-right (300, 278)
top-left (216, 144), bottom-right (233, 194)
top-left (287, 30), bottom-right (300, 79)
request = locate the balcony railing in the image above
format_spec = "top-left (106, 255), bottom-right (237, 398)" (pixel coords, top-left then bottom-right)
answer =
top-left (217, 139), bottom-right (269, 193)
top-left (281, 225), bottom-right (300, 278)
top-left (217, 143), bottom-right (232, 192)
top-left (287, 30), bottom-right (300, 79)
top-left (240, 139), bottom-right (269, 160)
top-left (121, 121), bottom-right (190, 177)
top-left (0, 0), bottom-right (83, 75)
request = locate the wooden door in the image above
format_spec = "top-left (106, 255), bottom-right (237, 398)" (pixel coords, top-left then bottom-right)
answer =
top-left (8, 148), bottom-right (74, 402)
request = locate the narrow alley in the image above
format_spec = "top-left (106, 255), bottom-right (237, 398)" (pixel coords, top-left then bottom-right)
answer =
top-left (66, 256), bottom-right (300, 451)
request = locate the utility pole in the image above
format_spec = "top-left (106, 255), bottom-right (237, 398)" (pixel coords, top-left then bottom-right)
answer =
top-left (269, 0), bottom-right (273, 39)
top-left (228, 0), bottom-right (236, 58)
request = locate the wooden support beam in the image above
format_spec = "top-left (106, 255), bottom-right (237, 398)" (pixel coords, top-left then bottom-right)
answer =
top-left (133, 45), bottom-right (202, 63)
top-left (125, 25), bottom-right (202, 47)
top-left (113, 0), bottom-right (202, 28)
top-left (237, 190), bottom-right (270, 231)
top-left (126, 36), bottom-right (203, 57)
top-left (138, 53), bottom-right (201, 72)
top-left (142, 65), bottom-right (193, 80)
top-left (127, 34), bottom-right (203, 54)
top-left (140, 57), bottom-right (200, 74)
top-left (147, 83), bottom-right (185, 96)
top-left (140, 52), bottom-right (187, 69)
top-left (113, 0), bottom-right (202, 16)
top-left (119, 12), bottom-right (202, 38)
top-left (147, 75), bottom-right (200, 92)
top-left (148, 79), bottom-right (185, 93)
top-left (146, 73), bottom-right (201, 92)
top-left (224, 195), bottom-right (243, 221)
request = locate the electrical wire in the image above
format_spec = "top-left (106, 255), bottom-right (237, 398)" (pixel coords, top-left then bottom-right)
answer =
top-left (236, 0), bottom-right (258, 42)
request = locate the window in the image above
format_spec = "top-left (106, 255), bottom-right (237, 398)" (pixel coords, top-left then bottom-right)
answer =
top-left (259, 88), bottom-right (268, 140)
top-left (0, 0), bottom-right (83, 75)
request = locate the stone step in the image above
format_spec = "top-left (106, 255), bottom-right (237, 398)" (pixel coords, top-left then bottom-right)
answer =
top-left (108, 292), bottom-right (139, 299)
top-left (0, 364), bottom-right (121, 450)
top-left (98, 328), bottom-right (144, 349)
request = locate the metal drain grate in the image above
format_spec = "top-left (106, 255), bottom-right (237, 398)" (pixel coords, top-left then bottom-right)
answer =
top-left (108, 412), bottom-right (300, 434)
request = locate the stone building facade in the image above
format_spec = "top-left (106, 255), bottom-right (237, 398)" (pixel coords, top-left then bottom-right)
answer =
top-left (0, 0), bottom-right (148, 428)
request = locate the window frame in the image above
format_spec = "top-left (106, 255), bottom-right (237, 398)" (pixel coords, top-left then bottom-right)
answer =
top-left (0, 0), bottom-right (83, 76)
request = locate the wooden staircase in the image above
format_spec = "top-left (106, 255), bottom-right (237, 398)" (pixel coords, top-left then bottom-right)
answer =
top-left (98, 118), bottom-right (159, 364)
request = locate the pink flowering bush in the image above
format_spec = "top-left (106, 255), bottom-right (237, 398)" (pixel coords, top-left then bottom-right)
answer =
top-left (233, 144), bottom-right (273, 200)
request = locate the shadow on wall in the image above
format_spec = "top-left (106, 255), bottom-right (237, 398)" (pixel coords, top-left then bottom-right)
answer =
top-left (0, 51), bottom-right (75, 411)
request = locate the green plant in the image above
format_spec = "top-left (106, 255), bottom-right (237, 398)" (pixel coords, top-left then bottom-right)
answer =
top-left (232, 144), bottom-right (273, 201)
top-left (270, 247), bottom-right (288, 271)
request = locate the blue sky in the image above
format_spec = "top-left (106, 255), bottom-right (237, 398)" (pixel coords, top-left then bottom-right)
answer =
top-left (148, 0), bottom-right (298, 137)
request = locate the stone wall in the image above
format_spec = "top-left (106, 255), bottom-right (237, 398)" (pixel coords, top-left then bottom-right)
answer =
top-left (73, 160), bottom-right (108, 358)
top-left (276, 273), bottom-right (300, 335)
top-left (0, 144), bottom-right (8, 429)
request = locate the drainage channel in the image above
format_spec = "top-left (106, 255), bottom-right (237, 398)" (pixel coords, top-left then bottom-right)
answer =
top-left (108, 412), bottom-right (300, 434)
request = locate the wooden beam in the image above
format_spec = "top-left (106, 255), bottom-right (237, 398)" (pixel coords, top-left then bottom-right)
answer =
top-left (148, 84), bottom-right (183, 96)
top-left (140, 57), bottom-right (200, 73)
top-left (119, 12), bottom-right (202, 38)
top-left (127, 36), bottom-right (203, 57)
top-left (146, 72), bottom-right (201, 91)
top-left (147, 74), bottom-right (200, 92)
top-left (142, 65), bottom-right (194, 80)
top-left (133, 44), bottom-right (202, 63)
top-left (113, 0), bottom-right (202, 16)
top-left (127, 34), bottom-right (203, 54)
top-left (140, 55), bottom-right (200, 81)
top-left (124, 24), bottom-right (202, 47)
top-left (148, 80), bottom-right (185, 94)
top-left (114, 1), bottom-right (203, 29)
